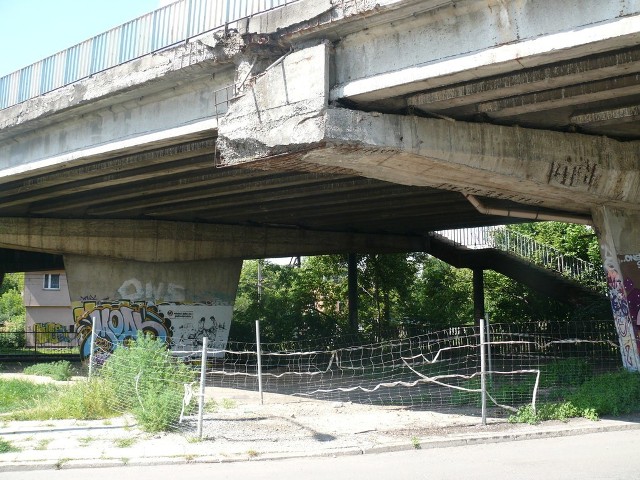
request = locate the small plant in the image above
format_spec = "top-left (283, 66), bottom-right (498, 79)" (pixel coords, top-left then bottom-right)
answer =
top-left (0, 438), bottom-right (19, 453)
top-left (35, 438), bottom-right (52, 450)
top-left (23, 361), bottom-right (72, 381)
top-left (247, 449), bottom-right (259, 458)
top-left (121, 457), bottom-right (130, 465)
top-left (78, 436), bottom-right (96, 446)
top-left (113, 437), bottom-right (136, 448)
top-left (222, 398), bottom-right (236, 409)
top-left (55, 458), bottom-right (70, 470)
top-left (411, 436), bottom-right (421, 449)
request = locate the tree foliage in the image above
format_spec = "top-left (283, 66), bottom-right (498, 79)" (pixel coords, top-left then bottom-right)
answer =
top-left (0, 273), bottom-right (25, 329)
top-left (227, 222), bottom-right (608, 344)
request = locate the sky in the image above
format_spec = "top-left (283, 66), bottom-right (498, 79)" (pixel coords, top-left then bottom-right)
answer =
top-left (0, 0), bottom-right (174, 77)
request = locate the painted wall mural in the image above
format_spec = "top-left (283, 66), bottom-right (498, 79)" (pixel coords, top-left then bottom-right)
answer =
top-left (74, 300), bottom-right (171, 360)
top-left (73, 300), bottom-right (233, 360)
top-left (64, 256), bottom-right (242, 361)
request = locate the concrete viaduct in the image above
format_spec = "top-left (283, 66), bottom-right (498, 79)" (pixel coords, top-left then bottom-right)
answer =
top-left (0, 0), bottom-right (639, 367)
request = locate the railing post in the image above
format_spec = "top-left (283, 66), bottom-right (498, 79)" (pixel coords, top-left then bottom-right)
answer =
top-left (256, 319), bottom-right (264, 405)
top-left (479, 317), bottom-right (487, 426)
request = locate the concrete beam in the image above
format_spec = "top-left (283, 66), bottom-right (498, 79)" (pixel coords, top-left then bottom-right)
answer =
top-left (0, 218), bottom-right (430, 262)
top-left (477, 73), bottom-right (640, 119)
top-left (407, 47), bottom-right (640, 112)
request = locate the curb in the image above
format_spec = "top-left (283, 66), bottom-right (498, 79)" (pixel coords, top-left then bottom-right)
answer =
top-left (2, 419), bottom-right (640, 472)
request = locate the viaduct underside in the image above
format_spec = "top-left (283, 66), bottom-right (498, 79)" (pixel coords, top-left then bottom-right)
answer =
top-left (0, 0), bottom-right (639, 368)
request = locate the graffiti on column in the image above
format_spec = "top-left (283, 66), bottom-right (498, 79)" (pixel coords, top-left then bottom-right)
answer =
top-left (601, 245), bottom-right (640, 370)
top-left (158, 304), bottom-right (233, 351)
top-left (74, 300), bottom-right (172, 360)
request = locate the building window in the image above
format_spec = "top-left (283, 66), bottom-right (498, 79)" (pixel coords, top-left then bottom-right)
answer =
top-left (43, 273), bottom-right (60, 290)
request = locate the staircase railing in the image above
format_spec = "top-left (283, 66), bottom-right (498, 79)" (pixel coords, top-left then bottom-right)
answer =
top-left (434, 226), bottom-right (606, 292)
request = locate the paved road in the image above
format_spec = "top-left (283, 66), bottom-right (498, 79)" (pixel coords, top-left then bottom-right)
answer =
top-left (4, 429), bottom-right (638, 480)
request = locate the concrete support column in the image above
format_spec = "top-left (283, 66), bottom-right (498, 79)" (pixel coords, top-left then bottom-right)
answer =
top-left (64, 255), bottom-right (242, 360)
top-left (473, 268), bottom-right (485, 324)
top-left (348, 253), bottom-right (359, 334)
top-left (592, 206), bottom-right (640, 371)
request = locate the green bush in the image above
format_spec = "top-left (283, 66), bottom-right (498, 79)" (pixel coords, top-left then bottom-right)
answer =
top-left (99, 334), bottom-right (196, 432)
top-left (0, 438), bottom-right (19, 453)
top-left (23, 361), bottom-right (72, 381)
top-left (570, 370), bottom-right (640, 416)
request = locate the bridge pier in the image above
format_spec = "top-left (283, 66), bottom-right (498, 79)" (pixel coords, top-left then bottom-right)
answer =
top-left (63, 255), bottom-right (242, 360)
top-left (593, 207), bottom-right (640, 371)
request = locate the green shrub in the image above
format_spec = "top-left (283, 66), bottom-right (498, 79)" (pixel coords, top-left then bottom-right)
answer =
top-left (570, 370), bottom-right (640, 416)
top-left (99, 334), bottom-right (196, 432)
top-left (509, 402), bottom-right (597, 424)
top-left (23, 361), bottom-right (72, 381)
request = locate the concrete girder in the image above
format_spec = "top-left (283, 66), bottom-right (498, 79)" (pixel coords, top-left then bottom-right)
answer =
top-left (571, 105), bottom-right (640, 127)
top-left (0, 218), bottom-right (430, 262)
top-left (476, 73), bottom-right (640, 119)
top-left (407, 47), bottom-right (640, 112)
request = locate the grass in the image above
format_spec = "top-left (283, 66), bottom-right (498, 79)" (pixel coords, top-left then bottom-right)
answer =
top-left (0, 379), bottom-right (60, 414)
top-left (1, 377), bottom-right (118, 421)
top-left (23, 361), bottom-right (73, 381)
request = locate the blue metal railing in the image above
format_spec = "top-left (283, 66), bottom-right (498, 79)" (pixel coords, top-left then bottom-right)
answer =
top-left (0, 0), bottom-right (298, 110)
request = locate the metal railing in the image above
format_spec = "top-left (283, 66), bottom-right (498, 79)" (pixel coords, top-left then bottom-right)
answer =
top-left (0, 329), bottom-right (81, 358)
top-left (0, 0), bottom-right (299, 110)
top-left (434, 226), bottom-right (605, 290)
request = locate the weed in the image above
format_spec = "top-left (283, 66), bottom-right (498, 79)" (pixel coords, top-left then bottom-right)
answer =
top-left (222, 398), bottom-right (236, 409)
top-left (247, 449), bottom-right (259, 458)
top-left (121, 457), bottom-right (130, 465)
top-left (55, 458), bottom-right (70, 470)
top-left (113, 437), bottom-right (136, 448)
top-left (78, 436), bottom-right (96, 446)
top-left (100, 334), bottom-right (196, 432)
top-left (0, 438), bottom-right (19, 453)
top-left (411, 436), bottom-right (421, 449)
top-left (23, 361), bottom-right (72, 381)
top-left (35, 438), bottom-right (52, 450)
top-left (184, 454), bottom-right (196, 462)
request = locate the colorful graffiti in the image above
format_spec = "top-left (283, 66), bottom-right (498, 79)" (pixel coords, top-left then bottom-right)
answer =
top-left (601, 244), bottom-right (640, 370)
top-left (34, 323), bottom-right (72, 344)
top-left (74, 300), bottom-right (172, 360)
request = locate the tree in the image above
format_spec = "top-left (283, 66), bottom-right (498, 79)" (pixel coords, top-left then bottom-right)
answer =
top-left (0, 273), bottom-right (25, 329)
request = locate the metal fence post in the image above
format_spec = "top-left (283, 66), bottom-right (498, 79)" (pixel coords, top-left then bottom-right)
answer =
top-left (197, 336), bottom-right (208, 440)
top-left (88, 315), bottom-right (97, 378)
top-left (256, 320), bottom-right (264, 405)
top-left (479, 317), bottom-right (487, 426)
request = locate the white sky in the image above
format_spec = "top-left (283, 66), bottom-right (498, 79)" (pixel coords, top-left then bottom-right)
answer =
top-left (0, 0), bottom-right (173, 77)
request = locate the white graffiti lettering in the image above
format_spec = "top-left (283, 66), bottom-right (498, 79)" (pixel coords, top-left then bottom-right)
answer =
top-left (117, 278), bottom-right (186, 302)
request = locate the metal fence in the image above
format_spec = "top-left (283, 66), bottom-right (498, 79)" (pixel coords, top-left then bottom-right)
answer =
top-left (435, 226), bottom-right (605, 291)
top-left (0, 0), bottom-right (299, 110)
top-left (0, 330), bottom-right (80, 359)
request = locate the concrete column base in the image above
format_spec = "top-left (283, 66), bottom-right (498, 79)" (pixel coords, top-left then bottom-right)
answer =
top-left (593, 206), bottom-right (640, 371)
